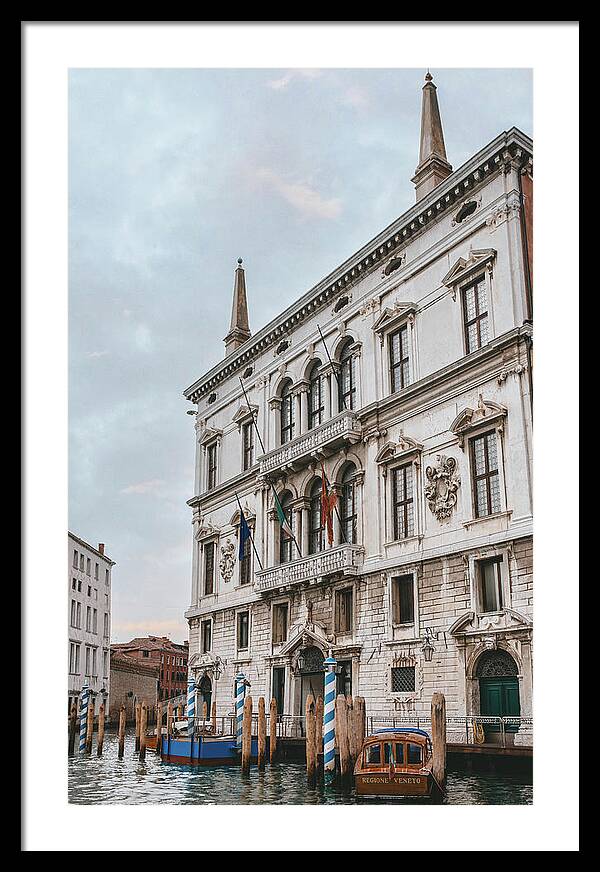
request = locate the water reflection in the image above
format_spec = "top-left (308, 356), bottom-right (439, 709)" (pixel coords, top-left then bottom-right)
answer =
top-left (68, 733), bottom-right (532, 806)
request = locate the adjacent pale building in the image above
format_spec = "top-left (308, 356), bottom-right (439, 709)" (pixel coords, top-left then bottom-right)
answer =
top-left (68, 532), bottom-right (115, 716)
top-left (182, 74), bottom-right (533, 742)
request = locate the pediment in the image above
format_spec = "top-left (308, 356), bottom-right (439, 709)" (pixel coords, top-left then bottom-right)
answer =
top-left (231, 404), bottom-right (258, 429)
top-left (229, 505), bottom-right (255, 526)
top-left (372, 301), bottom-right (417, 337)
top-left (198, 426), bottom-right (223, 447)
top-left (450, 396), bottom-right (507, 446)
top-left (195, 521), bottom-right (220, 541)
top-left (375, 434), bottom-right (423, 465)
top-left (442, 248), bottom-right (496, 288)
top-left (449, 607), bottom-right (532, 636)
top-left (279, 621), bottom-right (329, 657)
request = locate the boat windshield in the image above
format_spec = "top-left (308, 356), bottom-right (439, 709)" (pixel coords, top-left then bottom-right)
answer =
top-left (365, 744), bottom-right (381, 765)
top-left (407, 742), bottom-right (422, 764)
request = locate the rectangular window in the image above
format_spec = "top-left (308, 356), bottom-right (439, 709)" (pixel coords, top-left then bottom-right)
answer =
top-left (73, 549), bottom-right (78, 568)
top-left (335, 587), bottom-right (353, 635)
top-left (86, 606), bottom-right (91, 632)
top-left (237, 611), bottom-right (249, 650)
top-left (242, 421), bottom-right (254, 471)
top-left (92, 648), bottom-right (97, 677)
top-left (273, 603), bottom-right (288, 644)
top-left (92, 609), bottom-right (98, 633)
top-left (391, 666), bottom-right (416, 693)
top-left (70, 599), bottom-right (77, 627)
top-left (471, 430), bottom-right (501, 518)
top-left (392, 575), bottom-right (415, 625)
top-left (72, 577), bottom-right (77, 590)
top-left (86, 557), bottom-right (91, 576)
top-left (463, 276), bottom-right (489, 353)
top-left (204, 543), bottom-right (215, 595)
top-left (105, 569), bottom-right (110, 586)
top-left (392, 464), bottom-right (415, 540)
top-left (201, 620), bottom-right (212, 654)
top-left (76, 602), bottom-right (81, 628)
top-left (85, 647), bottom-right (91, 676)
top-left (69, 643), bottom-right (77, 673)
top-left (389, 325), bottom-right (410, 393)
top-left (94, 563), bottom-right (99, 580)
top-left (239, 536), bottom-right (251, 586)
top-left (479, 557), bottom-right (503, 613)
top-left (206, 443), bottom-right (218, 491)
top-left (142, 649), bottom-right (149, 658)
top-left (103, 650), bottom-right (108, 677)
top-left (80, 554), bottom-right (85, 571)
top-left (272, 666), bottom-right (286, 715)
top-left (103, 613), bottom-right (109, 637)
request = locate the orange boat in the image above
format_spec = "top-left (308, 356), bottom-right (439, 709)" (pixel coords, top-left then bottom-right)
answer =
top-left (354, 729), bottom-right (440, 798)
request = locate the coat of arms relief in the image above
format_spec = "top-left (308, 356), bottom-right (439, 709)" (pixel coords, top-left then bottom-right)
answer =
top-left (424, 455), bottom-right (461, 520)
top-left (219, 540), bottom-right (236, 581)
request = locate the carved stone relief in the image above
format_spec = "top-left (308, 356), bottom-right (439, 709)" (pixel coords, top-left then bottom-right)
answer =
top-left (424, 455), bottom-right (461, 521)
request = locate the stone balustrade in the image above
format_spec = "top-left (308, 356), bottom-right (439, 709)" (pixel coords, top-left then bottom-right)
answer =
top-left (258, 410), bottom-right (362, 477)
top-left (254, 543), bottom-right (364, 593)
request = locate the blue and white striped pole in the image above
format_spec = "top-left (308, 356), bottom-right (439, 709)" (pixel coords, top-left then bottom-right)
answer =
top-left (323, 654), bottom-right (337, 783)
top-left (187, 677), bottom-right (196, 739)
top-left (79, 682), bottom-right (89, 753)
top-left (235, 672), bottom-right (246, 750)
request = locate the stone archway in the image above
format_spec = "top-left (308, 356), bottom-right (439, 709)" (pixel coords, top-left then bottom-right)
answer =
top-left (199, 672), bottom-right (212, 718)
top-left (476, 649), bottom-right (521, 718)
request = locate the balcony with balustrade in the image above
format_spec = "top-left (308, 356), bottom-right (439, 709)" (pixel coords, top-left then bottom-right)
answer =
top-left (254, 543), bottom-right (364, 594)
top-left (258, 410), bottom-right (362, 477)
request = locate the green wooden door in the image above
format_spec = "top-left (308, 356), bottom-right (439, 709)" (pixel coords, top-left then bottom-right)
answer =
top-left (480, 678), bottom-right (520, 717)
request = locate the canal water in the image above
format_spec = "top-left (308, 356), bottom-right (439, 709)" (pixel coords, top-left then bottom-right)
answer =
top-left (68, 734), bottom-right (532, 805)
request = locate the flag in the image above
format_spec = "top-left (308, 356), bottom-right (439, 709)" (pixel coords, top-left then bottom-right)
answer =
top-left (320, 461), bottom-right (337, 546)
top-left (274, 494), bottom-right (294, 539)
top-left (238, 509), bottom-right (251, 560)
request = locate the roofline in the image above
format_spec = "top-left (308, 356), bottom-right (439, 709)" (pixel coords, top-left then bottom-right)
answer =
top-left (183, 126), bottom-right (532, 402)
top-left (68, 531), bottom-right (116, 566)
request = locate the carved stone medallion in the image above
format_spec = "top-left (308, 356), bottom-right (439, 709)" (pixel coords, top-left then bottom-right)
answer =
top-left (219, 540), bottom-right (236, 581)
top-left (424, 455), bottom-right (461, 521)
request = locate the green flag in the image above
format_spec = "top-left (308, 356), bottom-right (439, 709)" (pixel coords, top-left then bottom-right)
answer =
top-left (275, 495), bottom-right (294, 539)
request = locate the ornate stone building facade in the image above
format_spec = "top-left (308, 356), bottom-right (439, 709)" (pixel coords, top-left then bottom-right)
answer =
top-left (183, 75), bottom-right (533, 740)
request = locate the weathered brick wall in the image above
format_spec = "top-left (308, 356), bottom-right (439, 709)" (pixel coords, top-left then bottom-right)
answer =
top-left (109, 665), bottom-right (158, 723)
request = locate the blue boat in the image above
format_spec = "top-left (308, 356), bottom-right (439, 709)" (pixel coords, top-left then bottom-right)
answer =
top-left (161, 733), bottom-right (262, 766)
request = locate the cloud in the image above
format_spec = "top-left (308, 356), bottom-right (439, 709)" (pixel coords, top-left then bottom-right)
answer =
top-left (86, 350), bottom-right (109, 359)
top-left (267, 69), bottom-right (322, 90)
top-left (342, 86), bottom-right (369, 110)
top-left (255, 168), bottom-right (342, 220)
top-left (120, 479), bottom-right (165, 495)
top-left (112, 619), bottom-right (187, 641)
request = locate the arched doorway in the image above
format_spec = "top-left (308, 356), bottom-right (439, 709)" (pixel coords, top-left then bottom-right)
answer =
top-left (199, 673), bottom-right (212, 718)
top-left (298, 646), bottom-right (325, 723)
top-left (476, 649), bottom-right (520, 722)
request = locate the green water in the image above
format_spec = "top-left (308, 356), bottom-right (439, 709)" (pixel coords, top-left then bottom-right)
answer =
top-left (68, 733), bottom-right (532, 805)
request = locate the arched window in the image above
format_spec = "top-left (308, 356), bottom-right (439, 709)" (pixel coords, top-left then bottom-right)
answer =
top-left (309, 478), bottom-right (324, 554)
top-left (280, 380), bottom-right (295, 445)
top-left (338, 340), bottom-right (356, 411)
top-left (340, 463), bottom-right (357, 544)
top-left (308, 361), bottom-right (324, 429)
top-left (278, 491), bottom-right (294, 565)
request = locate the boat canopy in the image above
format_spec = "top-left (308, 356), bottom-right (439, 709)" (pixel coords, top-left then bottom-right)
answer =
top-left (370, 728), bottom-right (431, 739)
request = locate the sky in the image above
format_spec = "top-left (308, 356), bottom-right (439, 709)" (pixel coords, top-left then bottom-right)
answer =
top-left (68, 67), bottom-right (532, 643)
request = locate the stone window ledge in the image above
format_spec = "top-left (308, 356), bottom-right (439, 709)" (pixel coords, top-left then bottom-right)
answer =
top-left (463, 510), bottom-right (512, 530)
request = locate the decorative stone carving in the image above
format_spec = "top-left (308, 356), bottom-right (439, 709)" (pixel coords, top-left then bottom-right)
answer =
top-left (359, 297), bottom-right (381, 318)
top-left (381, 252), bottom-right (406, 277)
top-left (424, 455), bottom-right (461, 520)
top-left (219, 540), bottom-right (236, 581)
top-left (497, 363), bottom-right (527, 385)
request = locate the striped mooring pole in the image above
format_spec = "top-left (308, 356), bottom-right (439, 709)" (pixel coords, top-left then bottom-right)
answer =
top-left (79, 682), bottom-right (89, 753)
top-left (187, 677), bottom-right (196, 739)
top-left (323, 654), bottom-right (337, 783)
top-left (235, 672), bottom-right (246, 750)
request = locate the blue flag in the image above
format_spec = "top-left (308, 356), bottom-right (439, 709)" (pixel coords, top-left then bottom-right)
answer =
top-left (239, 509), bottom-right (251, 560)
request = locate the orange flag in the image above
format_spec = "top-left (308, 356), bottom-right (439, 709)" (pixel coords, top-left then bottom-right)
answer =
top-left (320, 461), bottom-right (337, 546)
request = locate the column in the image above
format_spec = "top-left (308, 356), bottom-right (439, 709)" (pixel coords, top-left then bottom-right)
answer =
top-left (323, 371), bottom-right (332, 420)
top-left (299, 382), bottom-right (309, 434)
top-left (269, 398), bottom-right (281, 449)
top-left (301, 503), bottom-right (310, 556)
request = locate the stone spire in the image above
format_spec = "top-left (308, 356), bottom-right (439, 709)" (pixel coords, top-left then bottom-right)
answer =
top-left (223, 258), bottom-right (251, 356)
top-left (411, 71), bottom-right (453, 202)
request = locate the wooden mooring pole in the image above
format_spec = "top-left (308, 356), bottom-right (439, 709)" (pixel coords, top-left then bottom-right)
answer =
top-left (139, 701), bottom-right (148, 762)
top-left (85, 695), bottom-right (95, 755)
top-left (257, 697), bottom-right (267, 771)
top-left (118, 704), bottom-right (126, 759)
top-left (305, 694), bottom-right (317, 786)
top-left (241, 695), bottom-right (252, 775)
top-left (431, 692), bottom-right (447, 791)
top-left (134, 702), bottom-right (141, 752)
top-left (167, 701), bottom-right (173, 737)
top-left (211, 700), bottom-right (217, 733)
top-left (156, 702), bottom-right (163, 756)
top-left (315, 696), bottom-right (323, 774)
top-left (354, 696), bottom-right (365, 758)
top-left (97, 703), bottom-right (105, 756)
top-left (269, 698), bottom-right (278, 763)
top-left (336, 695), bottom-right (351, 781)
top-left (68, 702), bottom-right (77, 756)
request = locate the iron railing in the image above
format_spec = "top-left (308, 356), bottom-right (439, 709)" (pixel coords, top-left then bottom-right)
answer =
top-left (367, 715), bottom-right (533, 748)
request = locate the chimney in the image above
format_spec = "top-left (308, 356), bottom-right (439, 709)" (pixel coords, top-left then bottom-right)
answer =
top-left (223, 258), bottom-right (251, 356)
top-left (411, 72), bottom-right (453, 202)
top-left (98, 543), bottom-right (105, 555)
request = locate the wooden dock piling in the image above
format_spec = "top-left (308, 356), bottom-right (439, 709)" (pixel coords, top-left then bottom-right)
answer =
top-left (97, 703), bottom-right (105, 756)
top-left (139, 701), bottom-right (148, 762)
top-left (354, 696), bottom-right (365, 757)
top-left (336, 695), bottom-right (351, 780)
top-left (211, 700), bottom-right (217, 733)
top-left (156, 702), bottom-right (163, 755)
top-left (134, 702), bottom-right (141, 751)
top-left (167, 701), bottom-right (173, 737)
top-left (269, 698), bottom-right (278, 763)
top-left (431, 692), bottom-right (447, 790)
top-left (315, 696), bottom-right (323, 773)
top-left (118, 704), bottom-right (126, 759)
top-left (257, 697), bottom-right (266, 771)
top-left (305, 694), bottom-right (317, 786)
top-left (241, 695), bottom-right (252, 775)
top-left (85, 694), bottom-right (95, 755)
top-left (68, 702), bottom-right (77, 756)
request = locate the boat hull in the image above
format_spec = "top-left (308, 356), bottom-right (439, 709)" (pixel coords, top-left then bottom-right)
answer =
top-left (160, 735), bottom-right (261, 766)
top-left (354, 771), bottom-right (433, 798)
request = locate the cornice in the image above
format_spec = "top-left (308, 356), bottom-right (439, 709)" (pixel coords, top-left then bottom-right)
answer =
top-left (183, 128), bottom-right (533, 403)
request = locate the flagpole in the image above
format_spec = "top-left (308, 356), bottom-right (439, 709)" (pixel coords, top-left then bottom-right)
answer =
top-left (234, 491), bottom-right (264, 571)
top-left (238, 377), bottom-right (303, 559)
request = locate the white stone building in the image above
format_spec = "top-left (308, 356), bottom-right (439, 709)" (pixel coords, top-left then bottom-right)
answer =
top-left (183, 74), bottom-right (533, 741)
top-left (68, 532), bottom-right (115, 716)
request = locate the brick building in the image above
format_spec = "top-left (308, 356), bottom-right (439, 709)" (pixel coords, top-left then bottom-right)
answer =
top-left (182, 73), bottom-right (533, 742)
top-left (109, 649), bottom-right (159, 723)
top-left (111, 636), bottom-right (189, 704)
